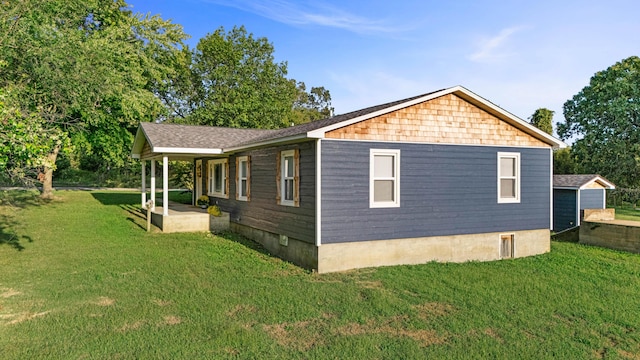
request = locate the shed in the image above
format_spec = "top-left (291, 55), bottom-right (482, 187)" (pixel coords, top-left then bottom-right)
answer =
top-left (553, 174), bottom-right (616, 231)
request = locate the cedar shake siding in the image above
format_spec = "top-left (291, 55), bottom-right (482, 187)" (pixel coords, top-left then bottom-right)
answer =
top-left (200, 141), bottom-right (316, 244)
top-left (580, 189), bottom-right (605, 209)
top-left (320, 140), bottom-right (551, 244)
top-left (553, 189), bottom-right (577, 231)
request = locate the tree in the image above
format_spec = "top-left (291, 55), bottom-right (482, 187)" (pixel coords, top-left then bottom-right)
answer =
top-left (289, 82), bottom-right (334, 125)
top-left (184, 26), bottom-right (297, 129)
top-left (558, 56), bottom-right (640, 187)
top-left (161, 26), bottom-right (332, 128)
top-left (529, 108), bottom-right (554, 135)
top-left (553, 147), bottom-right (579, 175)
top-left (0, 0), bottom-right (187, 197)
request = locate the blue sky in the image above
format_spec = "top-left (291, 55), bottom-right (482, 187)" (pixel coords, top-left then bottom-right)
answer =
top-left (127, 0), bottom-right (639, 134)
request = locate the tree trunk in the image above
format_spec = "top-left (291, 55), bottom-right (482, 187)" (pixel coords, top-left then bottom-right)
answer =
top-left (40, 145), bottom-right (60, 199)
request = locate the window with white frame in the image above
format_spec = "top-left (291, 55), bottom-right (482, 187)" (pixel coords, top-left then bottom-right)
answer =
top-left (278, 149), bottom-right (298, 206)
top-left (498, 152), bottom-right (520, 203)
top-left (236, 156), bottom-right (249, 201)
top-left (370, 149), bottom-right (400, 208)
top-left (208, 158), bottom-right (228, 198)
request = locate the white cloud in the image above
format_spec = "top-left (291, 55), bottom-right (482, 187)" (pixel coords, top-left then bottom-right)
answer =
top-left (469, 26), bottom-right (526, 63)
top-left (201, 0), bottom-right (399, 34)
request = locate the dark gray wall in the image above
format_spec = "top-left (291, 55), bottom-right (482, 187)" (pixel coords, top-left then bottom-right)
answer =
top-left (553, 189), bottom-right (577, 231)
top-left (321, 140), bottom-right (551, 244)
top-left (580, 189), bottom-right (604, 210)
top-left (198, 141), bottom-right (316, 244)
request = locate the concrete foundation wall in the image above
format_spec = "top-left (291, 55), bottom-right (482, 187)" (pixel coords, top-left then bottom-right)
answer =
top-left (317, 229), bottom-right (550, 273)
top-left (230, 222), bottom-right (318, 270)
top-left (580, 221), bottom-right (640, 253)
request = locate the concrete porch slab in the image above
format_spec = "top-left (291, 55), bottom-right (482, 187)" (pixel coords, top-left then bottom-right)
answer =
top-left (149, 201), bottom-right (210, 233)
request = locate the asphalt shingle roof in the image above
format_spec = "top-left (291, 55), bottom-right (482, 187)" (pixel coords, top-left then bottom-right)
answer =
top-left (553, 174), bottom-right (614, 189)
top-left (232, 90), bottom-right (444, 147)
top-left (140, 122), bottom-right (275, 150)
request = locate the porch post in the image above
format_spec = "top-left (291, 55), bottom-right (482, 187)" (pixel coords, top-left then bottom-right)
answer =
top-left (141, 160), bottom-right (147, 208)
top-left (162, 156), bottom-right (169, 216)
top-left (150, 160), bottom-right (156, 211)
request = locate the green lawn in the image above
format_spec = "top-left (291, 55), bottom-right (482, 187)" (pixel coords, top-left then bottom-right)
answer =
top-left (615, 206), bottom-right (640, 222)
top-left (2, 191), bottom-right (640, 359)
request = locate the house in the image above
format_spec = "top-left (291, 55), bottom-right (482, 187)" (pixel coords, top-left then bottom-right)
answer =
top-left (553, 174), bottom-right (616, 232)
top-left (132, 85), bottom-right (566, 273)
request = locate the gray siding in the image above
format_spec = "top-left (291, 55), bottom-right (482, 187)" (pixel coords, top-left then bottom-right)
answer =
top-left (198, 141), bottom-right (316, 244)
top-left (321, 140), bottom-right (551, 244)
top-left (580, 189), bottom-right (605, 210)
top-left (553, 189), bottom-right (577, 231)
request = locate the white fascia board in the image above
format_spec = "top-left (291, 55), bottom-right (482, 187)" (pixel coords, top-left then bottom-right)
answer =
top-left (130, 126), bottom-right (148, 157)
top-left (553, 186), bottom-right (580, 190)
top-left (579, 177), bottom-right (616, 190)
top-left (153, 147), bottom-right (223, 155)
top-left (223, 134), bottom-right (308, 152)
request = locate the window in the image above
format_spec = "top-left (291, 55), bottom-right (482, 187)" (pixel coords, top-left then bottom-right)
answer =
top-left (500, 234), bottom-right (514, 259)
top-left (208, 158), bottom-right (228, 198)
top-left (370, 149), bottom-right (400, 208)
top-left (498, 152), bottom-right (520, 203)
top-left (277, 149), bottom-right (299, 206)
top-left (236, 156), bottom-right (250, 201)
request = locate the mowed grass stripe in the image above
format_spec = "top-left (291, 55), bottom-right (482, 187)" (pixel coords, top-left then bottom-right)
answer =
top-left (1, 190), bottom-right (640, 359)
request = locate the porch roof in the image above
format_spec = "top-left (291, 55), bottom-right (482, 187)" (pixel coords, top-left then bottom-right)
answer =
top-left (131, 122), bottom-right (275, 160)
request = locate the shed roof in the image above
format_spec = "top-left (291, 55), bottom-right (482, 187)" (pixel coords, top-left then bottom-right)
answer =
top-left (553, 174), bottom-right (616, 190)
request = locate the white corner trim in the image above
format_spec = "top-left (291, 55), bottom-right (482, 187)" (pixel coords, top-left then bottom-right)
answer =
top-left (316, 139), bottom-right (322, 246)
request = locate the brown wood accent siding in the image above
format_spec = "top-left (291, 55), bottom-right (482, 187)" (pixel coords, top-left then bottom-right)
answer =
top-left (325, 94), bottom-right (548, 148)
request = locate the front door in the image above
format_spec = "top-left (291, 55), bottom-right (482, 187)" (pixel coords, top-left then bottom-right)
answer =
top-left (195, 160), bottom-right (203, 203)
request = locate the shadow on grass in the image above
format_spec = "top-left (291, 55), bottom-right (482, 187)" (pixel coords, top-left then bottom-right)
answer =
top-left (0, 191), bottom-right (42, 251)
top-left (218, 231), bottom-right (274, 258)
top-left (0, 215), bottom-right (32, 251)
top-left (91, 192), bottom-right (140, 206)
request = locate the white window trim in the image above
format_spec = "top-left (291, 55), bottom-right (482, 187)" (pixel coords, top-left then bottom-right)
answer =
top-left (237, 156), bottom-right (248, 201)
top-left (497, 152), bottom-right (520, 204)
top-left (208, 158), bottom-right (227, 198)
top-left (280, 150), bottom-right (296, 207)
top-left (370, 149), bottom-right (400, 208)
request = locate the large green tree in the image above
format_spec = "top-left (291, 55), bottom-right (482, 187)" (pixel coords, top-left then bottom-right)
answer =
top-left (529, 108), bottom-right (554, 135)
top-left (162, 26), bottom-right (332, 128)
top-left (558, 56), bottom-right (640, 187)
top-left (0, 0), bottom-right (186, 197)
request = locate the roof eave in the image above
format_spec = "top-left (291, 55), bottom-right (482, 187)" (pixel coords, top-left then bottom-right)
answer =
top-left (224, 134), bottom-right (310, 152)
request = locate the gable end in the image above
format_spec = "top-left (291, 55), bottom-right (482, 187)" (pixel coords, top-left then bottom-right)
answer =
top-left (325, 94), bottom-right (549, 148)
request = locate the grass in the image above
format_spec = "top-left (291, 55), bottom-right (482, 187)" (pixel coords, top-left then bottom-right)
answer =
top-left (615, 205), bottom-right (640, 222)
top-left (1, 190), bottom-right (640, 359)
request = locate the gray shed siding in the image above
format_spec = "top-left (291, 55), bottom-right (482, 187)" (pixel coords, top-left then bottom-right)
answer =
top-left (553, 189), bottom-right (577, 231)
top-left (580, 189), bottom-right (605, 210)
top-left (320, 140), bottom-right (551, 244)
top-left (199, 141), bottom-right (316, 244)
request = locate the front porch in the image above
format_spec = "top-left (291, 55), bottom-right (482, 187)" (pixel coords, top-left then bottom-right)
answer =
top-left (148, 200), bottom-right (230, 233)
